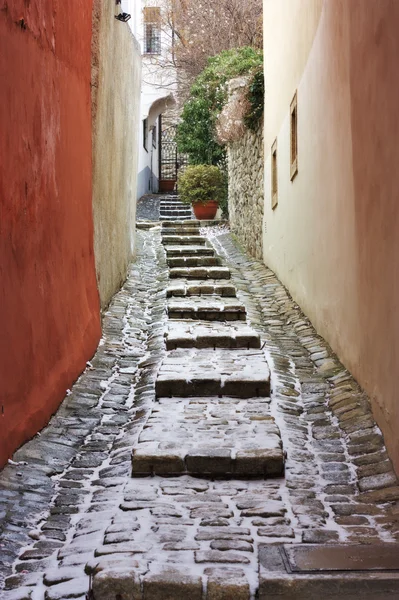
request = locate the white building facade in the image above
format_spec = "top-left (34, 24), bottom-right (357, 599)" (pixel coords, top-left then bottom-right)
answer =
top-left (123, 0), bottom-right (177, 198)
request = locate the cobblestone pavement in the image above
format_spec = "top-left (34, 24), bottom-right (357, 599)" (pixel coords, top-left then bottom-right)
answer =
top-left (1, 201), bottom-right (399, 599)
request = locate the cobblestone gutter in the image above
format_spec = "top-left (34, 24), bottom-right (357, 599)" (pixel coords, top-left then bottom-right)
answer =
top-left (0, 228), bottom-right (398, 599)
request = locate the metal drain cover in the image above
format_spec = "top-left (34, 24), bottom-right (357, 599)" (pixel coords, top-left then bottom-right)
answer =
top-left (282, 544), bottom-right (399, 573)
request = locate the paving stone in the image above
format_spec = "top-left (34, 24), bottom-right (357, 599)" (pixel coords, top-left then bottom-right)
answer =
top-left (195, 550), bottom-right (250, 564)
top-left (43, 577), bottom-right (89, 599)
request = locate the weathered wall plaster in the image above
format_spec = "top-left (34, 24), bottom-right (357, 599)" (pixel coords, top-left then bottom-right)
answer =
top-left (92, 0), bottom-right (142, 309)
top-left (263, 0), bottom-right (399, 472)
top-left (0, 0), bottom-right (101, 467)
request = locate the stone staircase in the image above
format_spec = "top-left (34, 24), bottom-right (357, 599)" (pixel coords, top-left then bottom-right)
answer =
top-left (159, 195), bottom-right (193, 221)
top-left (88, 205), bottom-right (399, 599)
top-left (131, 218), bottom-right (285, 481)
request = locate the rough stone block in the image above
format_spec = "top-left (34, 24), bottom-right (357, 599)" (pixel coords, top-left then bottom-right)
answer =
top-left (131, 448), bottom-right (185, 476)
top-left (92, 568), bottom-right (141, 600)
top-left (205, 567), bottom-right (250, 600)
top-left (185, 448), bottom-right (233, 476)
top-left (142, 569), bottom-right (202, 600)
top-left (235, 449), bottom-right (284, 477)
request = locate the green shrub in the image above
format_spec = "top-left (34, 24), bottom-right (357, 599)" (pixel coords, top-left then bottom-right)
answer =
top-left (178, 165), bottom-right (227, 205)
top-left (176, 47), bottom-right (263, 165)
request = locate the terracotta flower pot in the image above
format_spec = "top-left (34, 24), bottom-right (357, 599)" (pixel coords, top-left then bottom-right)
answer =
top-left (193, 200), bottom-right (218, 220)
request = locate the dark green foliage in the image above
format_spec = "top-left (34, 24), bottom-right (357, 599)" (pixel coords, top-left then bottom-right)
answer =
top-left (177, 47), bottom-right (263, 165)
top-left (244, 65), bottom-right (265, 131)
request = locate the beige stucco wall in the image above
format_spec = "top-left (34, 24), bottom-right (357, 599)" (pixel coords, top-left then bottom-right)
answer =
top-left (263, 0), bottom-right (399, 473)
top-left (263, 0), bottom-right (323, 151)
top-left (92, 0), bottom-right (141, 309)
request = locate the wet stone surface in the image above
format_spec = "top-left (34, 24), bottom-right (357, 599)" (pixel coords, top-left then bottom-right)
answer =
top-left (1, 202), bottom-right (399, 598)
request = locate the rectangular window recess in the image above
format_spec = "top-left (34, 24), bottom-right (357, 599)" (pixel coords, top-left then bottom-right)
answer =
top-left (271, 138), bottom-right (278, 209)
top-left (290, 91), bottom-right (298, 181)
top-left (143, 7), bottom-right (161, 54)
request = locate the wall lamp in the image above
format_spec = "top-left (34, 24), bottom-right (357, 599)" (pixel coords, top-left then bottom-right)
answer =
top-left (115, 0), bottom-right (131, 22)
top-left (115, 12), bottom-right (131, 22)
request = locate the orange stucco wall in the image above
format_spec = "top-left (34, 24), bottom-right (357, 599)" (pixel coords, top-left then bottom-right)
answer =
top-left (263, 0), bottom-right (399, 472)
top-left (0, 1), bottom-right (101, 467)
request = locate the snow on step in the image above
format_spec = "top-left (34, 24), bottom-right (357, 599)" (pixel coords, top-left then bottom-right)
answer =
top-left (131, 397), bottom-right (284, 478)
top-left (169, 266), bottom-right (231, 280)
top-left (163, 228), bottom-right (203, 236)
top-left (165, 245), bottom-right (215, 257)
top-left (155, 348), bottom-right (270, 398)
top-left (167, 256), bottom-right (222, 267)
top-left (165, 321), bottom-right (261, 349)
top-left (167, 297), bottom-right (246, 321)
top-left (167, 281), bottom-right (236, 297)
top-left (162, 220), bottom-right (201, 228)
top-left (162, 235), bottom-right (206, 246)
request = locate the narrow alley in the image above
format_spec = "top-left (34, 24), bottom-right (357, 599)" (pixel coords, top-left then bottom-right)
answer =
top-left (1, 197), bottom-right (399, 599)
top-left (3, 0), bottom-right (399, 598)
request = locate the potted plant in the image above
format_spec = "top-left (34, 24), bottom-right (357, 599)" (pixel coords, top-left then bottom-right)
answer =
top-left (178, 164), bottom-right (226, 220)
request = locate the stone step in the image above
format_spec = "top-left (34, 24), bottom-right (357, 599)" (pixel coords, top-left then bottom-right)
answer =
top-left (160, 209), bottom-right (193, 217)
top-left (167, 297), bottom-right (246, 321)
top-left (169, 267), bottom-right (231, 280)
top-left (93, 567), bottom-right (252, 600)
top-left (162, 220), bottom-right (201, 229)
top-left (165, 321), bottom-right (261, 349)
top-left (162, 228), bottom-right (202, 236)
top-left (162, 235), bottom-right (206, 246)
top-left (259, 544), bottom-right (399, 599)
top-left (167, 282), bottom-right (236, 297)
top-left (162, 219), bottom-right (227, 228)
top-left (159, 215), bottom-right (195, 219)
top-left (155, 348), bottom-right (270, 398)
top-left (160, 200), bottom-right (186, 205)
top-left (165, 246), bottom-right (214, 257)
top-left (132, 397), bottom-right (284, 478)
top-left (167, 256), bottom-right (222, 268)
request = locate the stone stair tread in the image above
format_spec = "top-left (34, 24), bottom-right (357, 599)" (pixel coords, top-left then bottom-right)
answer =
top-left (167, 282), bottom-right (236, 297)
top-left (162, 220), bottom-right (201, 228)
top-left (163, 236), bottom-right (206, 246)
top-left (132, 397), bottom-right (283, 477)
top-left (155, 348), bottom-right (270, 398)
top-left (165, 320), bottom-right (261, 349)
top-left (167, 297), bottom-right (246, 321)
top-left (163, 228), bottom-right (203, 236)
top-left (167, 256), bottom-right (222, 267)
top-left (169, 267), bottom-right (231, 280)
top-left (165, 246), bottom-right (215, 256)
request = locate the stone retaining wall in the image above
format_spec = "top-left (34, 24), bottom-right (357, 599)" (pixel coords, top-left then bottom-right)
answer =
top-left (227, 123), bottom-right (264, 259)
